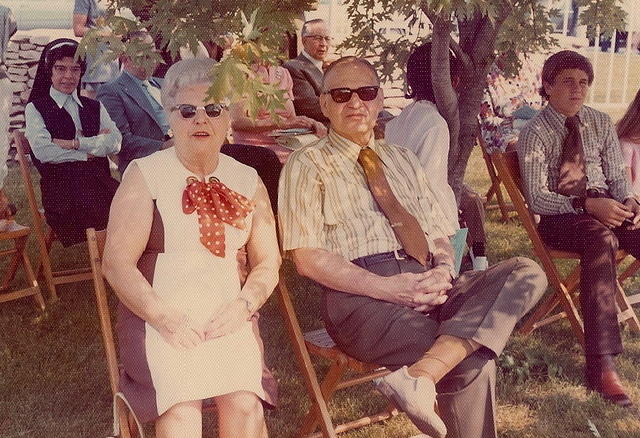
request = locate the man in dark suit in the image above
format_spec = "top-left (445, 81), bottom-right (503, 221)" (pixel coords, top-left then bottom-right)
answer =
top-left (97, 31), bottom-right (170, 174)
top-left (283, 19), bottom-right (331, 124)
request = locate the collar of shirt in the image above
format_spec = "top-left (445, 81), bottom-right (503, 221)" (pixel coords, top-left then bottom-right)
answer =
top-left (328, 129), bottom-right (377, 162)
top-left (49, 86), bottom-right (82, 108)
top-left (544, 103), bottom-right (586, 131)
top-left (123, 69), bottom-right (155, 90)
top-left (327, 130), bottom-right (397, 179)
top-left (301, 50), bottom-right (323, 73)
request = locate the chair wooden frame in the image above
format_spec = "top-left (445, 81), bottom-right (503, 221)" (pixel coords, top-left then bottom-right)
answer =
top-left (89, 229), bottom-right (397, 438)
top-left (87, 228), bottom-right (249, 437)
top-left (477, 134), bottom-right (513, 222)
top-left (219, 143), bottom-right (398, 436)
top-left (13, 131), bottom-right (92, 300)
top-left (87, 228), bottom-right (136, 438)
top-left (276, 274), bottom-right (398, 438)
top-left (0, 222), bottom-right (45, 309)
top-left (492, 150), bottom-right (640, 346)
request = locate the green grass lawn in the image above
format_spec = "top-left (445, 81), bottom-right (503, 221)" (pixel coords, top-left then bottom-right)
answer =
top-left (1, 144), bottom-right (640, 438)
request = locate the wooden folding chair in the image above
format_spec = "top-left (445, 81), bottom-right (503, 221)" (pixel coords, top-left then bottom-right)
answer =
top-left (276, 274), bottom-right (397, 438)
top-left (88, 227), bottom-right (223, 437)
top-left (86, 228), bottom-right (137, 438)
top-left (13, 131), bottom-right (92, 300)
top-left (477, 133), bottom-right (513, 222)
top-left (0, 221), bottom-right (45, 309)
top-left (86, 145), bottom-right (280, 436)
top-left (219, 143), bottom-right (397, 436)
top-left (492, 150), bottom-right (640, 346)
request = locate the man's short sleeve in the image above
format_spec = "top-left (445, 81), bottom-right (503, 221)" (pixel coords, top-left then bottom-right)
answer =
top-left (278, 152), bottom-right (326, 252)
top-left (73, 0), bottom-right (91, 15)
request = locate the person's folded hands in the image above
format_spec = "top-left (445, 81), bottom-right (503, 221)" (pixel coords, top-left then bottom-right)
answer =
top-left (623, 197), bottom-right (640, 230)
top-left (203, 298), bottom-right (251, 340)
top-left (156, 311), bottom-right (204, 350)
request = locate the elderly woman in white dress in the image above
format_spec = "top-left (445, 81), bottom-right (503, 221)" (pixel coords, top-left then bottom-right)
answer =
top-left (102, 58), bottom-right (280, 437)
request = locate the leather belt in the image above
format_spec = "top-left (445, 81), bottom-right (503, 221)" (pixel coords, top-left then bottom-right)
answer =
top-left (351, 249), bottom-right (409, 268)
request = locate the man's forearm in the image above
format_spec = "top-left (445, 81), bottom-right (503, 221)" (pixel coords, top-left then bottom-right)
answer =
top-left (431, 237), bottom-right (455, 276)
top-left (292, 247), bottom-right (390, 300)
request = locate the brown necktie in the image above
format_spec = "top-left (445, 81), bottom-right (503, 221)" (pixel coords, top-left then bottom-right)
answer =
top-left (358, 147), bottom-right (431, 265)
top-left (557, 115), bottom-right (587, 197)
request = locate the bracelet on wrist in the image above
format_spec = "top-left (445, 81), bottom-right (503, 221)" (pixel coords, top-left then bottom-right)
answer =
top-left (434, 261), bottom-right (455, 279)
top-left (237, 296), bottom-right (257, 319)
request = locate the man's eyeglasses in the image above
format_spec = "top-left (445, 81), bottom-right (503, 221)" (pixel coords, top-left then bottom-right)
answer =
top-left (324, 86), bottom-right (379, 104)
top-left (304, 34), bottom-right (332, 43)
top-left (171, 104), bottom-right (227, 119)
top-left (52, 65), bottom-right (82, 75)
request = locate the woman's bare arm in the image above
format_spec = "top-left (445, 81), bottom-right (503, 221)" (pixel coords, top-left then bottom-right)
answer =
top-left (102, 164), bottom-right (203, 347)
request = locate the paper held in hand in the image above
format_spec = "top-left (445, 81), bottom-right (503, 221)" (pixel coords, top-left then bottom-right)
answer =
top-left (269, 128), bottom-right (319, 150)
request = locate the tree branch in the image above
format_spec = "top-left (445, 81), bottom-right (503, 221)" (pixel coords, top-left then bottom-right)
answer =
top-left (420, 3), bottom-right (471, 72)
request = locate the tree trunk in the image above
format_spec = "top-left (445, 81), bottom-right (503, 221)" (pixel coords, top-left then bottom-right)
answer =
top-left (437, 11), bottom-right (502, 201)
top-left (430, 17), bottom-right (461, 198)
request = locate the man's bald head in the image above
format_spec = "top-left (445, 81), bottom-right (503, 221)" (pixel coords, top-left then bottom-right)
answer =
top-left (322, 56), bottom-right (380, 92)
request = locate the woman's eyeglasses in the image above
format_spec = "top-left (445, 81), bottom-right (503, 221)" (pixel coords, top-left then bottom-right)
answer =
top-left (171, 103), bottom-right (227, 119)
top-left (324, 86), bottom-right (379, 104)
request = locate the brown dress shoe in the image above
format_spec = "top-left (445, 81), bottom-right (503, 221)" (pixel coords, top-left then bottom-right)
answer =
top-left (586, 355), bottom-right (633, 407)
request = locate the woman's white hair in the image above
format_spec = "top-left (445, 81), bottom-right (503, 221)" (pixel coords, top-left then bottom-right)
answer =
top-left (161, 58), bottom-right (218, 110)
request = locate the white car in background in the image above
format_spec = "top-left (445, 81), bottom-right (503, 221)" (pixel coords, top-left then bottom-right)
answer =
top-left (1, 0), bottom-right (75, 30)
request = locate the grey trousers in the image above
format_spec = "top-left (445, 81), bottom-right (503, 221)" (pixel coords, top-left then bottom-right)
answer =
top-left (319, 256), bottom-right (547, 438)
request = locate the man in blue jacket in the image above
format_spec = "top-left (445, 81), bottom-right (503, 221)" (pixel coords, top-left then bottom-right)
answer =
top-left (97, 31), bottom-right (170, 174)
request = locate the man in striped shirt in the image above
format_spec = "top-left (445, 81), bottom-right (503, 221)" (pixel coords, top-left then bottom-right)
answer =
top-left (278, 56), bottom-right (546, 438)
top-left (517, 50), bottom-right (640, 407)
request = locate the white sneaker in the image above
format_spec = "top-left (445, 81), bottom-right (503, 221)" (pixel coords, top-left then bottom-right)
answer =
top-left (374, 366), bottom-right (447, 438)
top-left (472, 256), bottom-right (488, 271)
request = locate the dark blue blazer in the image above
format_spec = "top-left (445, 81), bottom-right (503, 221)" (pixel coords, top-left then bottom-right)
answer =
top-left (97, 72), bottom-right (165, 174)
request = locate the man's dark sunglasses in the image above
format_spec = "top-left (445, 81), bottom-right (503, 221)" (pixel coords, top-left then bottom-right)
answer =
top-left (170, 103), bottom-right (227, 119)
top-left (325, 86), bottom-right (379, 103)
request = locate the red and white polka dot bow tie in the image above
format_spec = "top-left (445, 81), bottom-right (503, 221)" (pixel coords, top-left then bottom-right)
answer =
top-left (182, 176), bottom-right (255, 257)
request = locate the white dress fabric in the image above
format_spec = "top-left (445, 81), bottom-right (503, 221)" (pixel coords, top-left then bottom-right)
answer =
top-left (127, 147), bottom-right (267, 418)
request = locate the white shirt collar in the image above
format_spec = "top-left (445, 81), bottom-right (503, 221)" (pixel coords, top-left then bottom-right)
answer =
top-left (301, 50), bottom-right (323, 73)
top-left (49, 86), bottom-right (83, 108)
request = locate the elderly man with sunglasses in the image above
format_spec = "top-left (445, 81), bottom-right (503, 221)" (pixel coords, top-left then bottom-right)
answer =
top-left (278, 56), bottom-right (547, 438)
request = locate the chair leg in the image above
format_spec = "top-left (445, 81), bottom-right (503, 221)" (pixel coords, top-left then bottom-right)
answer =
top-left (519, 293), bottom-right (562, 335)
top-left (554, 283), bottom-right (585, 346)
top-left (275, 285), bottom-right (338, 438)
top-left (520, 268), bottom-right (585, 347)
top-left (299, 358), bottom-right (349, 437)
top-left (0, 248), bottom-right (20, 290)
top-left (619, 259), bottom-right (640, 284)
top-left (117, 399), bottom-right (133, 438)
top-left (0, 235), bottom-right (28, 290)
top-left (21, 243), bottom-right (45, 310)
top-left (484, 181), bottom-right (496, 205)
top-left (615, 281), bottom-right (640, 333)
top-left (36, 230), bottom-right (57, 301)
top-left (493, 180), bottom-right (511, 222)
top-left (480, 145), bottom-right (511, 222)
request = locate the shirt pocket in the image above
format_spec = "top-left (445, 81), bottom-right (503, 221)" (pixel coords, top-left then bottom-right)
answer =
top-left (322, 179), bottom-right (363, 226)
